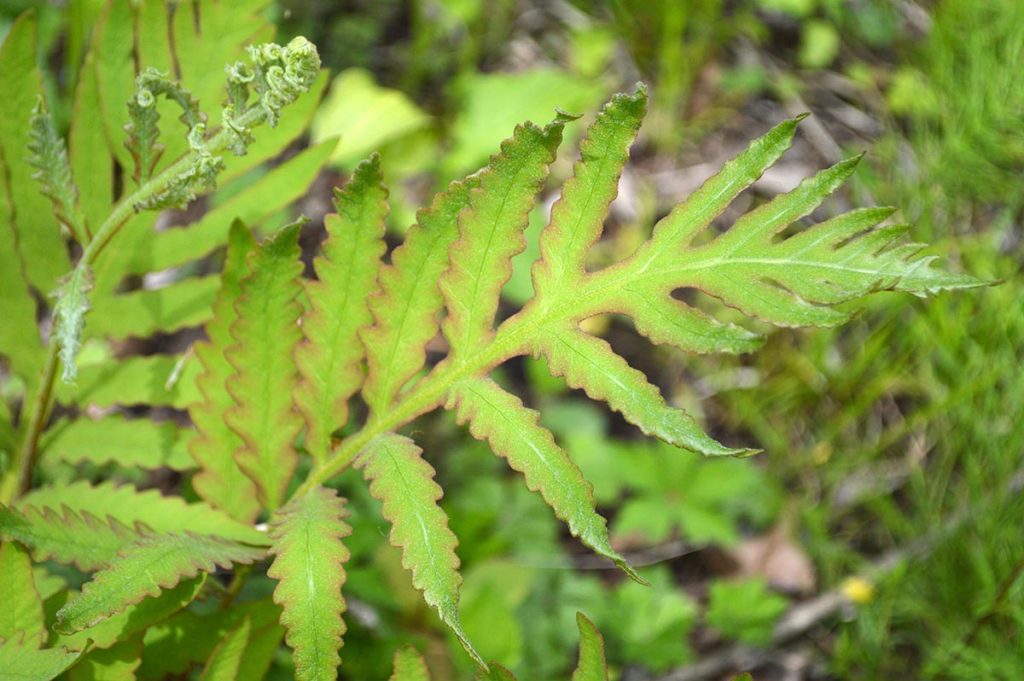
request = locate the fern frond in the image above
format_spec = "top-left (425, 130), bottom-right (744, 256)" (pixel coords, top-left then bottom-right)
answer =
top-left (0, 503), bottom-right (144, 570)
top-left (446, 377), bottom-right (642, 582)
top-left (28, 96), bottom-right (89, 243)
top-left (571, 613), bottom-right (609, 681)
top-left (0, 541), bottom-right (45, 644)
top-left (54, 533), bottom-right (264, 634)
top-left (224, 222), bottom-right (306, 511)
top-left (40, 415), bottom-right (194, 471)
top-left (390, 646), bottom-right (431, 681)
top-left (356, 434), bottom-right (485, 668)
top-left (295, 156), bottom-right (388, 461)
top-left (19, 480), bottom-right (268, 545)
top-left (303, 86), bottom-right (978, 602)
top-left (439, 114), bottom-right (570, 359)
top-left (189, 221), bottom-right (261, 522)
top-left (200, 616), bottom-right (251, 681)
top-left (0, 637), bottom-right (82, 680)
top-left (267, 487), bottom-right (351, 680)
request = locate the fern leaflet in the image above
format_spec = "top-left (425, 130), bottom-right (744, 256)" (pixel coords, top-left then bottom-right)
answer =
top-left (54, 533), bottom-right (264, 634)
top-left (267, 487), bottom-right (352, 680)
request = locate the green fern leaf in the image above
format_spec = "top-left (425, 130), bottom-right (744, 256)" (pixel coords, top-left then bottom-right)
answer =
top-left (56, 354), bottom-right (201, 410)
top-left (54, 533), bottom-right (263, 634)
top-left (40, 415), bottom-right (194, 472)
top-left (446, 377), bottom-right (641, 582)
top-left (356, 434), bottom-right (484, 668)
top-left (439, 115), bottom-right (569, 359)
top-left (304, 86), bottom-right (977, 609)
top-left (224, 222), bottom-right (306, 511)
top-left (0, 13), bottom-right (69, 291)
top-left (138, 598), bottom-right (282, 679)
top-left (0, 142), bottom-right (42, 386)
top-left (531, 327), bottom-right (752, 456)
top-left (19, 481), bottom-right (268, 545)
top-left (69, 48), bottom-right (114, 236)
top-left (0, 541), bottom-right (45, 644)
top-left (571, 613), bottom-right (609, 681)
top-left (0, 504), bottom-right (144, 570)
top-left (267, 487), bottom-right (352, 680)
top-left (0, 637), bottom-right (82, 681)
top-left (55, 577), bottom-right (206, 652)
top-left (390, 646), bottom-right (431, 681)
top-left (86, 276), bottom-right (220, 341)
top-left (200, 616), bottom-right (251, 681)
top-left (531, 88), bottom-right (646, 302)
top-left (189, 221), bottom-right (262, 522)
top-left (67, 635), bottom-right (142, 681)
top-left (361, 175), bottom-right (479, 414)
top-left (295, 156), bottom-right (388, 461)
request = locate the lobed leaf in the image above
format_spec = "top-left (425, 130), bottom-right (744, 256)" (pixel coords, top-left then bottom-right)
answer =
top-left (439, 115), bottom-right (569, 359)
top-left (40, 415), bottom-right (195, 471)
top-left (355, 434), bottom-right (484, 668)
top-left (531, 86), bottom-right (646, 300)
top-left (267, 487), bottom-right (352, 681)
top-left (55, 577), bottom-right (206, 652)
top-left (0, 637), bottom-right (82, 681)
top-left (54, 533), bottom-right (264, 634)
top-left (19, 480), bottom-right (268, 546)
top-left (0, 504), bottom-right (145, 571)
top-left (390, 646), bottom-right (431, 681)
top-left (571, 613), bottom-right (609, 681)
top-left (189, 221), bottom-right (261, 522)
top-left (200, 617), bottom-right (251, 681)
top-left (224, 222), bottom-right (306, 511)
top-left (295, 156), bottom-right (388, 461)
top-left (0, 541), bottom-right (45, 645)
top-left (446, 377), bottom-right (641, 582)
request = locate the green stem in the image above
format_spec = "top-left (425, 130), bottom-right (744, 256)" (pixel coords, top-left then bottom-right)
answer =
top-left (0, 341), bottom-right (59, 503)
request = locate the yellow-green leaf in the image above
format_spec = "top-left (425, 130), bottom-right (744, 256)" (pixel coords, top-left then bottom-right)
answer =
top-left (267, 487), bottom-right (351, 681)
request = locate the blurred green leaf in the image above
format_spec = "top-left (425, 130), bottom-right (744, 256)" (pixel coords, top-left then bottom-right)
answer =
top-left (312, 68), bottom-right (432, 169)
top-left (706, 578), bottom-right (789, 646)
top-left (445, 69), bottom-right (606, 175)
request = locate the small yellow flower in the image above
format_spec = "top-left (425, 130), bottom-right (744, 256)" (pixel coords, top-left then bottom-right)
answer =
top-left (840, 576), bottom-right (875, 604)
